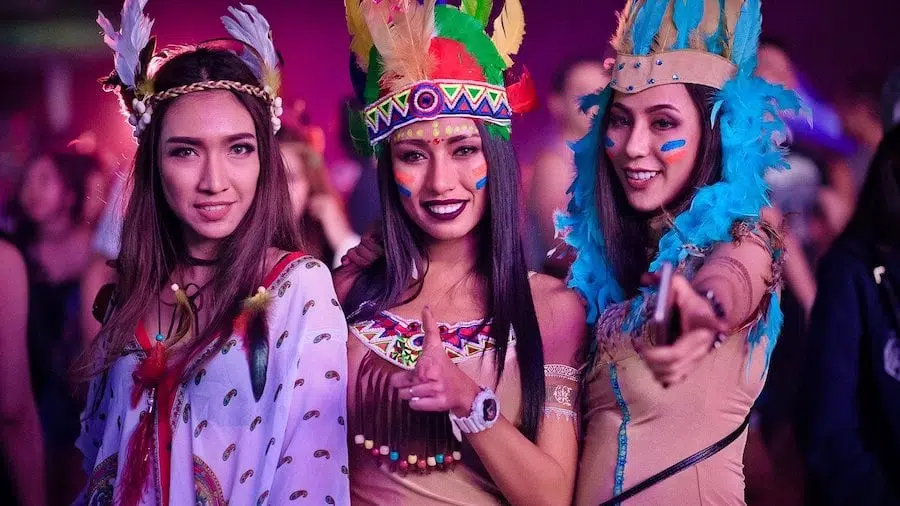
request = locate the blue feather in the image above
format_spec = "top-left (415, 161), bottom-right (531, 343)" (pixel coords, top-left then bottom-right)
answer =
top-left (673, 0), bottom-right (704, 49)
top-left (630, 0), bottom-right (670, 55)
top-left (730, 0), bottom-right (762, 75)
top-left (704, 0), bottom-right (726, 54)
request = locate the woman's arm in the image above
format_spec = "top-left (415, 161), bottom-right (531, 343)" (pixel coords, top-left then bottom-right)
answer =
top-left (393, 275), bottom-right (586, 505)
top-left (0, 241), bottom-right (47, 506)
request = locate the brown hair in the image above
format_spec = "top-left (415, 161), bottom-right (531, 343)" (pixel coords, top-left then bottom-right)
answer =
top-left (76, 47), bottom-right (299, 379)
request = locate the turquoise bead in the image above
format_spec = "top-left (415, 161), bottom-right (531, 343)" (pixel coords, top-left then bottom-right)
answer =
top-left (389, 451), bottom-right (399, 462)
top-left (155, 333), bottom-right (165, 342)
top-left (435, 453), bottom-right (445, 464)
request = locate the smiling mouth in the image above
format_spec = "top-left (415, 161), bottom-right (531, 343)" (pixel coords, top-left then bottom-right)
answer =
top-left (623, 169), bottom-right (661, 189)
top-left (422, 199), bottom-right (468, 221)
top-left (195, 202), bottom-right (234, 221)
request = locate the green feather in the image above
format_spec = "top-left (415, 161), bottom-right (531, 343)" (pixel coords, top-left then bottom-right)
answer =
top-left (460, 0), bottom-right (493, 29)
top-left (347, 107), bottom-right (374, 157)
top-left (434, 5), bottom-right (505, 86)
top-left (363, 46), bottom-right (383, 106)
top-left (485, 123), bottom-right (510, 140)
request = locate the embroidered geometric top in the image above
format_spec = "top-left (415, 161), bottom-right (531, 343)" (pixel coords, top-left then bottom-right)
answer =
top-left (348, 308), bottom-right (581, 504)
top-left (75, 254), bottom-right (350, 506)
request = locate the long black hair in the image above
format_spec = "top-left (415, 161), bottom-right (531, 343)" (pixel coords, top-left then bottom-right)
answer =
top-left (596, 83), bottom-right (723, 296)
top-left (844, 124), bottom-right (900, 248)
top-left (344, 123), bottom-right (546, 441)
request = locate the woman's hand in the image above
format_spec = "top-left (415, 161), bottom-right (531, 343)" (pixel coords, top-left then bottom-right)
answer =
top-left (339, 228), bottom-right (383, 270)
top-left (391, 307), bottom-right (481, 417)
top-left (637, 274), bottom-right (727, 387)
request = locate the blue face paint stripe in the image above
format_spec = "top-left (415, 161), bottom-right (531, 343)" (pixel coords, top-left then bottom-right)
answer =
top-left (475, 176), bottom-right (488, 190)
top-left (661, 139), bottom-right (686, 152)
top-left (604, 136), bottom-right (615, 148)
top-left (397, 184), bottom-right (412, 197)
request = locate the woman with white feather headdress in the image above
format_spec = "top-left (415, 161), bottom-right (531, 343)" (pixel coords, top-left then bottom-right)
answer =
top-left (73, 2), bottom-right (349, 505)
top-left (560, 0), bottom-right (801, 504)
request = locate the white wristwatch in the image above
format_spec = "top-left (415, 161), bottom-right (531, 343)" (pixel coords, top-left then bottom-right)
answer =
top-left (449, 388), bottom-right (500, 439)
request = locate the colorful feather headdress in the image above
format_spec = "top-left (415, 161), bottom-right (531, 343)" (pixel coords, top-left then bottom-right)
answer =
top-left (557, 0), bottom-right (805, 370)
top-left (345, 0), bottom-right (537, 152)
top-left (98, 1), bottom-right (285, 137)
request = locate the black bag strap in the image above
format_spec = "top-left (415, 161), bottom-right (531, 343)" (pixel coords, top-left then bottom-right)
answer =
top-left (597, 415), bottom-right (750, 506)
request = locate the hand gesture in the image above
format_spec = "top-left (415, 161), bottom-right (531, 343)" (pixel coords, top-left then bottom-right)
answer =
top-left (391, 307), bottom-right (481, 417)
top-left (339, 227), bottom-right (383, 271)
top-left (637, 274), bottom-right (727, 387)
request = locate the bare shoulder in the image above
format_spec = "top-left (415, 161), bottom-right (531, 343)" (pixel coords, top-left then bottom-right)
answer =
top-left (528, 273), bottom-right (587, 359)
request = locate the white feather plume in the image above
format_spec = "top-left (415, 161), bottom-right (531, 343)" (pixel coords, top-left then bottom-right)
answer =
top-left (97, 0), bottom-right (154, 89)
top-left (222, 3), bottom-right (280, 92)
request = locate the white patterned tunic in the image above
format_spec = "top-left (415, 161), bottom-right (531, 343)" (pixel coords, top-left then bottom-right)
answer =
top-left (75, 253), bottom-right (349, 506)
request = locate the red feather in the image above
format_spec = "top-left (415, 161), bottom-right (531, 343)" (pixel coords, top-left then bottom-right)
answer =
top-left (504, 63), bottom-right (538, 114)
top-left (429, 38), bottom-right (485, 81)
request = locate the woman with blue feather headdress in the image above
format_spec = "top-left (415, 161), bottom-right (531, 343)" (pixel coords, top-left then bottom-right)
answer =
top-left (561, 0), bottom-right (802, 504)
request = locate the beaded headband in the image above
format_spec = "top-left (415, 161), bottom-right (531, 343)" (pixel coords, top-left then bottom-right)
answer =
top-left (98, 1), bottom-right (283, 138)
top-left (346, 0), bottom-right (536, 152)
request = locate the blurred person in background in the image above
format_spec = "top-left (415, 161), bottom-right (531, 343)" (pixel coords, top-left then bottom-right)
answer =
top-left (797, 124), bottom-right (900, 506)
top-left (0, 238), bottom-right (46, 506)
top-left (278, 104), bottom-right (360, 267)
top-left (527, 55), bottom-right (610, 271)
top-left (8, 147), bottom-right (96, 504)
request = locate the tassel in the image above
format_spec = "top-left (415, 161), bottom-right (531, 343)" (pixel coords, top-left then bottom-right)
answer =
top-left (170, 284), bottom-right (195, 344)
top-left (121, 342), bottom-right (166, 506)
top-left (236, 287), bottom-right (274, 401)
top-left (118, 402), bottom-right (155, 506)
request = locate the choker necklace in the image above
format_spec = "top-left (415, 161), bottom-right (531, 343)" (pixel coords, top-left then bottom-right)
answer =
top-left (186, 255), bottom-right (217, 267)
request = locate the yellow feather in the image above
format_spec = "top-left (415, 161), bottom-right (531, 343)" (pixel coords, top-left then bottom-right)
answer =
top-left (611, 0), bottom-right (639, 54)
top-left (491, 0), bottom-right (526, 68)
top-left (346, 0), bottom-right (374, 72)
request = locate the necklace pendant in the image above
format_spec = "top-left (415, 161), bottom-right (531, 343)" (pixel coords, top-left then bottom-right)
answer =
top-left (155, 333), bottom-right (165, 342)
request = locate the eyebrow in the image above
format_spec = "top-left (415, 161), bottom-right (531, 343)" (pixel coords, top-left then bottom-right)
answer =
top-left (164, 132), bottom-right (257, 145)
top-left (394, 133), bottom-right (481, 147)
top-left (611, 102), bottom-right (681, 114)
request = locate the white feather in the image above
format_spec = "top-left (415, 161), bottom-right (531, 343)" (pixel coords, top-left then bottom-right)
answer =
top-left (97, 0), bottom-right (154, 89)
top-left (221, 3), bottom-right (279, 82)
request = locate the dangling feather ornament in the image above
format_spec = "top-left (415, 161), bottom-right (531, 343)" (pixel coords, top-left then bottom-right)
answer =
top-left (96, 0), bottom-right (155, 97)
top-left (222, 3), bottom-right (281, 95)
top-left (234, 286), bottom-right (274, 402)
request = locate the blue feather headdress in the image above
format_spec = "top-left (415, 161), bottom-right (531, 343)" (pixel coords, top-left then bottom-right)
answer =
top-left (557, 0), bottom-right (802, 370)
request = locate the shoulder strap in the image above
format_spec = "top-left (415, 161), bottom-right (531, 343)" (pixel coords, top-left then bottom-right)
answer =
top-left (597, 415), bottom-right (750, 506)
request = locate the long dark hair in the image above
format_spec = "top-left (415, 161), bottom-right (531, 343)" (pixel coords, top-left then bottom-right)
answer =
top-left (844, 124), bottom-right (900, 248)
top-left (344, 123), bottom-right (546, 441)
top-left (76, 47), bottom-right (299, 378)
top-left (597, 84), bottom-right (723, 295)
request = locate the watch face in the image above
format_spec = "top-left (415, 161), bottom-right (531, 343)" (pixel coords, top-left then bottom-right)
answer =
top-left (482, 397), bottom-right (498, 422)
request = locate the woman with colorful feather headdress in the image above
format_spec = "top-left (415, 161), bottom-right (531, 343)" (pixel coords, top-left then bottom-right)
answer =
top-left (73, 2), bottom-right (349, 504)
top-left (558, 0), bottom-right (801, 504)
top-left (336, 0), bottom-right (586, 504)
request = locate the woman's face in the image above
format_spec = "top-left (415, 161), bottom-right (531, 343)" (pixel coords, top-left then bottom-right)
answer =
top-left (281, 144), bottom-right (311, 221)
top-left (20, 156), bottom-right (74, 225)
top-left (389, 117), bottom-right (488, 241)
top-left (604, 84), bottom-right (702, 213)
top-left (158, 90), bottom-right (261, 253)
